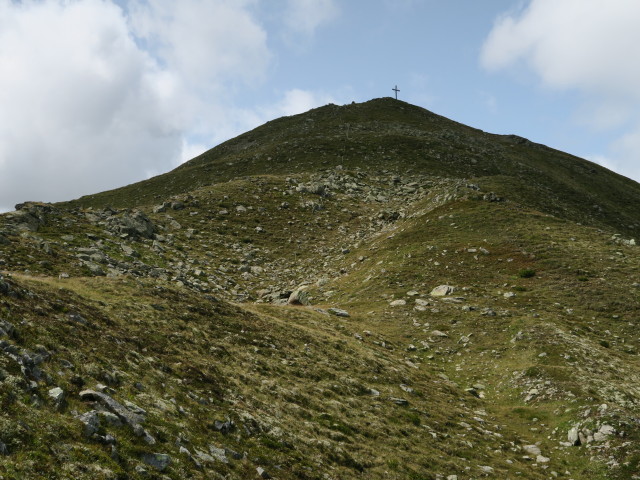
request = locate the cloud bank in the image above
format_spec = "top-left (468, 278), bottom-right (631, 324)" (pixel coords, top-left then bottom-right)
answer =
top-left (0, 0), bottom-right (338, 211)
top-left (481, 0), bottom-right (640, 182)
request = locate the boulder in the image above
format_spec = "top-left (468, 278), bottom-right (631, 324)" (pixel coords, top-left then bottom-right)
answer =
top-left (106, 211), bottom-right (155, 239)
top-left (288, 287), bottom-right (310, 306)
top-left (430, 285), bottom-right (455, 296)
top-left (79, 389), bottom-right (145, 426)
top-left (48, 387), bottom-right (65, 409)
top-left (523, 444), bottom-right (541, 456)
top-left (568, 426), bottom-right (580, 446)
top-left (141, 453), bottom-right (171, 471)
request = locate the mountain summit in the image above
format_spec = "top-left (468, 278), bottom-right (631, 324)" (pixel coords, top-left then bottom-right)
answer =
top-left (0, 98), bottom-right (638, 479)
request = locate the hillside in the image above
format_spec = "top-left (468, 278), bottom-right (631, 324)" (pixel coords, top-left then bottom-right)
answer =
top-left (0, 98), bottom-right (639, 479)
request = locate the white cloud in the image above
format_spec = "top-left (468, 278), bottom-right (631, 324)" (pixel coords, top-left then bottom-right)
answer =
top-left (0, 0), bottom-right (274, 210)
top-left (0, 0), bottom-right (341, 212)
top-left (0, 0), bottom-right (179, 208)
top-left (177, 88), bottom-right (337, 166)
top-left (611, 126), bottom-right (640, 181)
top-left (481, 0), bottom-right (640, 98)
top-left (270, 88), bottom-right (335, 117)
top-left (481, 0), bottom-right (640, 182)
top-left (282, 0), bottom-right (338, 37)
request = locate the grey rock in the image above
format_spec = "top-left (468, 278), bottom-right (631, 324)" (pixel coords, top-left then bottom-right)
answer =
top-left (594, 424), bottom-right (615, 441)
top-left (327, 308), bottom-right (350, 317)
top-left (257, 466), bottom-right (271, 479)
top-left (430, 285), bottom-right (455, 296)
top-left (213, 419), bottom-right (235, 435)
top-left (523, 444), bottom-right (541, 456)
top-left (0, 320), bottom-right (16, 338)
top-left (431, 330), bottom-right (449, 338)
top-left (106, 211), bottom-right (155, 239)
top-left (48, 387), bottom-right (65, 408)
top-left (568, 426), bottom-right (580, 446)
top-left (389, 299), bottom-right (406, 306)
top-left (99, 411), bottom-right (123, 427)
top-left (288, 288), bottom-right (310, 306)
top-left (133, 424), bottom-right (156, 445)
top-left (0, 279), bottom-right (10, 296)
top-left (121, 244), bottom-right (140, 258)
top-left (79, 389), bottom-right (145, 426)
top-left (389, 397), bottom-right (409, 406)
top-left (141, 453), bottom-right (171, 471)
top-left (225, 447), bottom-right (243, 460)
top-left (0, 441), bottom-right (8, 455)
top-left (84, 262), bottom-right (106, 276)
top-left (208, 445), bottom-right (229, 464)
top-left (77, 410), bottom-right (100, 437)
top-left (193, 448), bottom-right (216, 464)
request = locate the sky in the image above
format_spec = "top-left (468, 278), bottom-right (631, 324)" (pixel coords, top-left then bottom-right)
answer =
top-left (1, 0), bottom-right (640, 212)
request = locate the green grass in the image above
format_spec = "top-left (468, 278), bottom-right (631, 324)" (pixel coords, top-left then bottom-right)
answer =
top-left (0, 97), bottom-right (639, 479)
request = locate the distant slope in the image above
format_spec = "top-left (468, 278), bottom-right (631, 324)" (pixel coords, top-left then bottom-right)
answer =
top-left (63, 98), bottom-right (640, 236)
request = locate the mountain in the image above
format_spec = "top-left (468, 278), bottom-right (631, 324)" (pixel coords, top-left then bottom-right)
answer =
top-left (0, 97), bottom-right (638, 479)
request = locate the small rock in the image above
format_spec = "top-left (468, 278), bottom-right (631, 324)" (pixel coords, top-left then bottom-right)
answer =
top-left (48, 387), bottom-right (65, 409)
top-left (389, 299), bottom-right (406, 306)
top-left (141, 453), bottom-right (171, 472)
top-left (257, 467), bottom-right (271, 479)
top-left (568, 426), bottom-right (580, 446)
top-left (77, 410), bottom-right (100, 437)
top-left (594, 424), bottom-right (615, 441)
top-left (208, 445), bottom-right (229, 464)
top-left (523, 445), bottom-right (541, 456)
top-left (327, 308), bottom-right (350, 317)
top-left (536, 455), bottom-right (550, 463)
top-left (389, 397), bottom-right (409, 406)
top-left (288, 288), bottom-right (310, 306)
top-left (430, 285), bottom-right (455, 296)
top-left (431, 330), bottom-right (449, 338)
top-left (99, 411), bottom-right (123, 427)
top-left (213, 419), bottom-right (235, 435)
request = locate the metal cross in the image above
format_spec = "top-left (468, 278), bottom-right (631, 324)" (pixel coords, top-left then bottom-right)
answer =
top-left (392, 85), bottom-right (400, 100)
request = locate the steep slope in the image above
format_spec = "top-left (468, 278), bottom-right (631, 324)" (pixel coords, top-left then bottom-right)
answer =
top-left (0, 98), bottom-right (638, 479)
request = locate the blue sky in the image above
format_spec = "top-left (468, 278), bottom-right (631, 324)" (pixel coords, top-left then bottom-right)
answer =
top-left (1, 0), bottom-right (639, 211)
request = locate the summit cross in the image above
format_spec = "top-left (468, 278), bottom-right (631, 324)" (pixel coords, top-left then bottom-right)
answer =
top-left (392, 85), bottom-right (400, 100)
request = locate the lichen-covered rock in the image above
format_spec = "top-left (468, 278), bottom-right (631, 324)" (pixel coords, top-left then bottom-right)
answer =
top-left (430, 285), bottom-right (455, 296)
top-left (105, 211), bottom-right (155, 239)
top-left (141, 452), bottom-right (171, 471)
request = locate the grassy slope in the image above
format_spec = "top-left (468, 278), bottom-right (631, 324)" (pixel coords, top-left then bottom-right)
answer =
top-left (63, 98), bottom-right (640, 237)
top-left (0, 98), bottom-right (639, 479)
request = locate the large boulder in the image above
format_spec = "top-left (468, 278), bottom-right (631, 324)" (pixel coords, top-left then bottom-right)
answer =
top-left (3, 202), bottom-right (53, 232)
top-left (106, 211), bottom-right (155, 239)
top-left (288, 287), bottom-right (310, 306)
